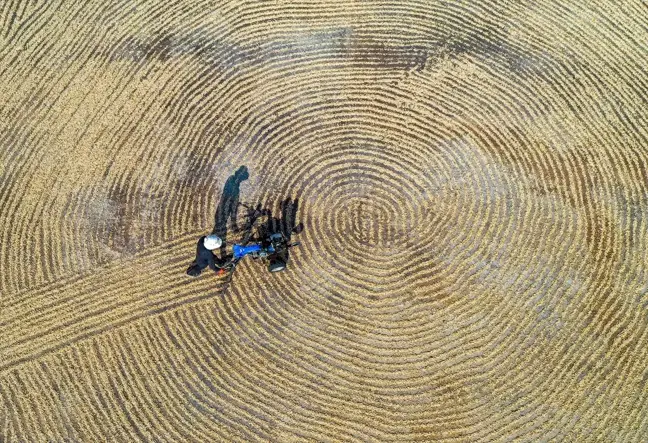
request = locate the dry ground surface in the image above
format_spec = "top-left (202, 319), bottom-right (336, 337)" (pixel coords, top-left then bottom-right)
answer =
top-left (1, 0), bottom-right (648, 441)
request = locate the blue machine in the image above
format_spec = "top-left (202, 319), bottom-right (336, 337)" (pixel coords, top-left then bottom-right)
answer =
top-left (233, 243), bottom-right (274, 259)
top-left (221, 233), bottom-right (299, 274)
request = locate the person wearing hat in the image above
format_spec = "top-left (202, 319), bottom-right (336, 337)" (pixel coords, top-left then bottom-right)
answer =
top-left (186, 234), bottom-right (223, 277)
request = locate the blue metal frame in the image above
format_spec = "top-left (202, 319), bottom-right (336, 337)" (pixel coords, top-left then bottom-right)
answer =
top-left (232, 243), bottom-right (275, 259)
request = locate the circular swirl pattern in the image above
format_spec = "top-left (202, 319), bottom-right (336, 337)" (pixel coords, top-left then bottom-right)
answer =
top-left (1, 0), bottom-right (647, 441)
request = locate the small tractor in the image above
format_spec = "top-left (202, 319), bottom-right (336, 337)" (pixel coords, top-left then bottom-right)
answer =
top-left (216, 205), bottom-right (301, 275)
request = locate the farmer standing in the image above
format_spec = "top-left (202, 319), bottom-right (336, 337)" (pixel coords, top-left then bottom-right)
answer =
top-left (186, 234), bottom-right (222, 277)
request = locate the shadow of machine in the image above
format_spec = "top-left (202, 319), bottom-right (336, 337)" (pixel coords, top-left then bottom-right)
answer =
top-left (224, 198), bottom-right (303, 273)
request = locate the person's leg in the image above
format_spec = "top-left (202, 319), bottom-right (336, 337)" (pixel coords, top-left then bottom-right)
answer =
top-left (219, 242), bottom-right (228, 261)
top-left (214, 203), bottom-right (227, 236)
top-left (186, 263), bottom-right (200, 277)
top-left (227, 196), bottom-right (239, 231)
top-left (186, 261), bottom-right (207, 277)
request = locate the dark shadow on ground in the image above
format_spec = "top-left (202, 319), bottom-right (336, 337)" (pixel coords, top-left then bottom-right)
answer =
top-left (212, 166), bottom-right (249, 259)
top-left (250, 198), bottom-right (302, 263)
top-left (236, 198), bottom-right (302, 246)
top-left (280, 198), bottom-right (302, 241)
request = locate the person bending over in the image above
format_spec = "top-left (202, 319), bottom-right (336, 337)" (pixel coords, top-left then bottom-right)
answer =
top-left (186, 234), bottom-right (222, 277)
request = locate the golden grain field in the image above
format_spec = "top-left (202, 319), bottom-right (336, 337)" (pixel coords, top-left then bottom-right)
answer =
top-left (1, 0), bottom-right (648, 441)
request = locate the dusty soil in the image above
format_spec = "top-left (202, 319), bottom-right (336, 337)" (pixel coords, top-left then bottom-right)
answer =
top-left (1, 0), bottom-right (647, 441)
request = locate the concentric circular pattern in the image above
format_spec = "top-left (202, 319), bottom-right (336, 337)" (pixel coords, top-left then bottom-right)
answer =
top-left (1, 0), bottom-right (647, 441)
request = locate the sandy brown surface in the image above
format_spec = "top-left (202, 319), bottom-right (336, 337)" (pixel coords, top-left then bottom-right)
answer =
top-left (1, 0), bottom-right (648, 441)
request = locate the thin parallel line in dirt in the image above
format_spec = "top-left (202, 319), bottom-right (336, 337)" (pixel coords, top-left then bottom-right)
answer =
top-left (1, 0), bottom-right (197, 292)
top-left (0, 58), bottom-right (90, 291)
top-left (37, 358), bottom-right (97, 440)
top-left (183, 306), bottom-right (319, 437)
top-left (87, 0), bottom-right (211, 244)
top-left (237, 275), bottom-right (457, 356)
top-left (190, 325), bottom-right (382, 441)
top-left (480, 302), bottom-right (644, 440)
top-left (603, 326), bottom-right (648, 432)
top-left (0, 230), bottom-right (201, 312)
top-left (0, 268), bottom-right (227, 368)
top-left (169, 309), bottom-right (380, 441)
top-left (66, 348), bottom-right (113, 439)
top-left (20, 364), bottom-right (67, 439)
top-left (8, 0), bottom-right (50, 48)
top-left (38, 26), bottom-right (179, 277)
top-left (0, 4), bottom-right (134, 292)
top-left (0, 0), bottom-right (17, 39)
top-left (89, 336), bottom-right (149, 441)
top-left (221, 275), bottom-right (492, 389)
top-left (137, 319), bottom-right (259, 440)
top-left (1, 0), bottom-right (53, 53)
top-left (105, 329), bottom-right (174, 441)
top-left (3, 0), bottom-right (648, 440)
top-left (0, 385), bottom-right (7, 439)
top-left (0, 375), bottom-right (23, 441)
top-left (77, 91), bottom-right (176, 256)
top-left (0, 251), bottom-right (192, 335)
top-left (123, 30), bottom-right (224, 239)
top-left (81, 341), bottom-right (138, 440)
top-left (136, 319), bottom-right (255, 442)
top-left (0, 274), bottom-right (230, 373)
top-left (86, 340), bottom-right (147, 440)
top-left (0, 2), bottom-right (106, 168)
top-left (111, 331), bottom-right (197, 441)
top-left (436, 255), bottom-right (592, 438)
top-left (2, 372), bottom-right (37, 441)
top-left (1, 0), bottom-right (83, 94)
top-left (161, 314), bottom-right (277, 439)
top-left (208, 289), bottom-right (459, 388)
top-left (26, 367), bottom-right (69, 439)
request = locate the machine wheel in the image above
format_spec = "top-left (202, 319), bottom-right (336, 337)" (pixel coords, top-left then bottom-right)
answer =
top-left (268, 257), bottom-right (287, 273)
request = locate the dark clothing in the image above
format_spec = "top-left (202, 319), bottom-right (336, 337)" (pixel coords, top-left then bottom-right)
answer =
top-left (186, 236), bottom-right (218, 277)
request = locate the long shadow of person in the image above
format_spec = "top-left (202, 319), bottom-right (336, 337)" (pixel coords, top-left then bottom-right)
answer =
top-left (213, 166), bottom-right (249, 259)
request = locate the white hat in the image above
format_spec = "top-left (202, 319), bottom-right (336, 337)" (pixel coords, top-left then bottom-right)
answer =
top-left (204, 234), bottom-right (222, 250)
